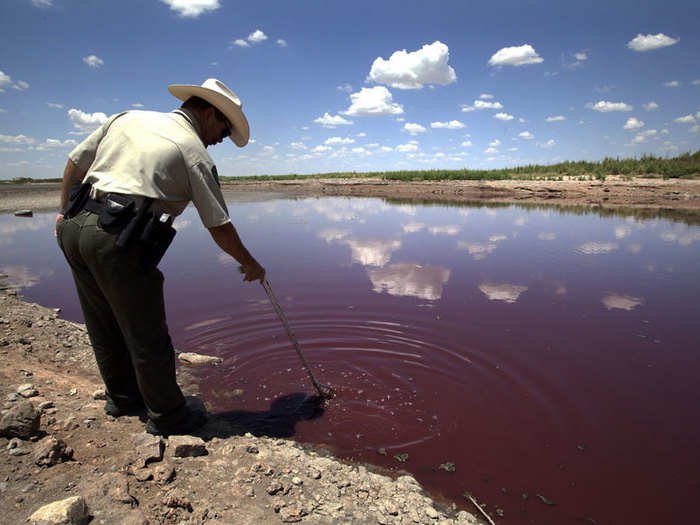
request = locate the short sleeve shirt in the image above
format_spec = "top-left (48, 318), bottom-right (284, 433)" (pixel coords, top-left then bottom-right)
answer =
top-left (69, 109), bottom-right (230, 228)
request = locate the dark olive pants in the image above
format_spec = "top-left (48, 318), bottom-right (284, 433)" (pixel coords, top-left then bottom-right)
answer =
top-left (56, 210), bottom-right (185, 426)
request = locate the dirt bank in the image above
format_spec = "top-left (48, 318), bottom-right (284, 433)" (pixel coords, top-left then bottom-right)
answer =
top-left (2, 176), bottom-right (700, 214)
top-left (0, 288), bottom-right (489, 524)
top-left (220, 176), bottom-right (700, 212)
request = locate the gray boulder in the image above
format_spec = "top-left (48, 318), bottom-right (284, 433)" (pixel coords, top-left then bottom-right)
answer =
top-left (0, 400), bottom-right (40, 439)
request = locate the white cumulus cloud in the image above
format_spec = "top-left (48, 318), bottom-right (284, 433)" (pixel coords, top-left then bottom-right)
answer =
top-left (68, 108), bottom-right (107, 134)
top-left (368, 41), bottom-right (456, 89)
top-left (663, 80), bottom-right (681, 87)
top-left (277, 39), bottom-right (287, 47)
top-left (674, 115), bottom-right (696, 124)
top-left (83, 55), bottom-right (104, 68)
top-left (518, 131), bottom-right (534, 140)
top-left (160, 0), bottom-right (220, 17)
top-left (404, 123), bottom-right (427, 135)
top-left (324, 136), bottom-right (355, 145)
top-left (343, 86), bottom-right (404, 116)
top-left (32, 0), bottom-right (53, 6)
top-left (396, 142), bottom-right (418, 153)
top-left (461, 100), bottom-right (503, 112)
top-left (643, 102), bottom-right (659, 111)
top-left (233, 39), bottom-right (249, 48)
top-left (0, 71), bottom-right (28, 92)
top-left (626, 33), bottom-right (679, 52)
top-left (494, 112), bottom-right (514, 121)
top-left (586, 101), bottom-right (633, 112)
top-left (624, 117), bottom-right (645, 130)
top-left (546, 115), bottom-right (565, 122)
top-left (248, 29), bottom-right (268, 43)
top-left (488, 44), bottom-right (543, 67)
top-left (314, 112), bottom-right (353, 128)
top-left (430, 120), bottom-right (465, 130)
top-left (538, 139), bottom-right (556, 148)
top-left (0, 134), bottom-right (36, 145)
top-left (631, 129), bottom-right (657, 144)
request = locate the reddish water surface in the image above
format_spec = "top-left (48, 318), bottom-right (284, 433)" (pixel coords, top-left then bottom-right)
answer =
top-left (3, 196), bottom-right (700, 524)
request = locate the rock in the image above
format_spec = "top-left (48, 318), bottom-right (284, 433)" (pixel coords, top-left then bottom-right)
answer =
top-left (267, 481), bottom-right (284, 495)
top-left (393, 453), bottom-right (408, 463)
top-left (104, 473), bottom-right (133, 505)
top-left (134, 469), bottom-right (153, 482)
top-left (28, 495), bottom-right (89, 525)
top-left (279, 505), bottom-right (308, 523)
top-left (384, 502), bottom-right (399, 516)
top-left (291, 476), bottom-right (303, 486)
top-left (7, 437), bottom-right (21, 450)
top-left (62, 416), bottom-right (79, 431)
top-left (177, 352), bottom-right (223, 366)
top-left (9, 447), bottom-right (30, 456)
top-left (0, 400), bottom-right (40, 438)
top-left (439, 462), bottom-right (456, 472)
top-left (153, 464), bottom-right (175, 485)
top-left (163, 490), bottom-right (192, 511)
top-left (246, 444), bottom-right (259, 454)
top-left (17, 383), bottom-right (39, 398)
top-left (131, 433), bottom-right (163, 467)
top-left (168, 435), bottom-right (207, 457)
top-left (38, 401), bottom-right (55, 411)
top-left (14, 210), bottom-right (33, 217)
top-left (425, 506), bottom-right (439, 519)
top-left (92, 389), bottom-right (107, 401)
top-left (34, 436), bottom-right (73, 467)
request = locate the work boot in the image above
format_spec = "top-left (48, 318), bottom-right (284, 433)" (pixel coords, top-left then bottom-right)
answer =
top-left (145, 403), bottom-right (208, 436)
top-left (104, 398), bottom-right (145, 417)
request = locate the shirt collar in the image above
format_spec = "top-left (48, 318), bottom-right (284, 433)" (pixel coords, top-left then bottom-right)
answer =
top-left (172, 108), bottom-right (203, 142)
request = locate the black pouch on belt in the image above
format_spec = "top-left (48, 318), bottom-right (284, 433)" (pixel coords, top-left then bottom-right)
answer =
top-left (63, 182), bottom-right (91, 218)
top-left (139, 212), bottom-right (176, 268)
top-left (98, 194), bottom-right (135, 233)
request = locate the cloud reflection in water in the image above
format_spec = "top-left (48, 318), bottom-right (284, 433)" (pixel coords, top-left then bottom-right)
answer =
top-left (367, 263), bottom-right (450, 300)
top-left (478, 283), bottom-right (528, 303)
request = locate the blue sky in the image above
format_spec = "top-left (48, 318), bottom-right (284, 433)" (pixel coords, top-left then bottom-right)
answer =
top-left (0, 0), bottom-right (698, 180)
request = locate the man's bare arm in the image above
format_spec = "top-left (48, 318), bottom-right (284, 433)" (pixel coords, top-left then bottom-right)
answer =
top-left (208, 222), bottom-right (265, 282)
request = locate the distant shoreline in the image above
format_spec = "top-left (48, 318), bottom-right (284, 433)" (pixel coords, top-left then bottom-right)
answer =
top-left (1, 176), bottom-right (699, 216)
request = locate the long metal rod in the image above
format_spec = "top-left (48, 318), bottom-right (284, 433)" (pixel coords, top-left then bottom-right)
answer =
top-left (261, 279), bottom-right (332, 398)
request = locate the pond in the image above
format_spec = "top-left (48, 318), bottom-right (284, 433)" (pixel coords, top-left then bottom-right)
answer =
top-left (2, 195), bottom-right (700, 524)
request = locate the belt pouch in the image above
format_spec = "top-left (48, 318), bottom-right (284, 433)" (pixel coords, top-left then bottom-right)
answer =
top-left (98, 194), bottom-right (135, 233)
top-left (63, 182), bottom-right (91, 218)
top-left (139, 213), bottom-right (176, 268)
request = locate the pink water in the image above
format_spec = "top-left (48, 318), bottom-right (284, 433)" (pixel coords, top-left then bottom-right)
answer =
top-left (3, 196), bottom-right (700, 524)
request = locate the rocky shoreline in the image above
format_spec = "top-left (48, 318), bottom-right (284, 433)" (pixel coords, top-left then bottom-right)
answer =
top-left (0, 288), bottom-right (487, 524)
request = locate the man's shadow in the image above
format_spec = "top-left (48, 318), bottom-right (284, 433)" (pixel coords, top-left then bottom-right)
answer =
top-left (197, 392), bottom-right (327, 440)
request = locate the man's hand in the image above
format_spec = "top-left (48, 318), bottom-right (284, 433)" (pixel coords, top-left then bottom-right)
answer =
top-left (240, 260), bottom-right (266, 283)
top-left (54, 213), bottom-right (64, 237)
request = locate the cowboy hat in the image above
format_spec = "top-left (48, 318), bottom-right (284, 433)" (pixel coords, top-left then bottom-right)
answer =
top-left (168, 78), bottom-right (250, 147)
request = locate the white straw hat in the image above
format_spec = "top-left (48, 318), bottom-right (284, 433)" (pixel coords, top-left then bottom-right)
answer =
top-left (168, 78), bottom-right (250, 147)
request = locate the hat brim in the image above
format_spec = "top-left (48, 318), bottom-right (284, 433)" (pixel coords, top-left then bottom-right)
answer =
top-left (169, 84), bottom-right (250, 147)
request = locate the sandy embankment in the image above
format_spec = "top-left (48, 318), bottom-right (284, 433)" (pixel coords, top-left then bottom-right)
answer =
top-left (1, 176), bottom-right (700, 213)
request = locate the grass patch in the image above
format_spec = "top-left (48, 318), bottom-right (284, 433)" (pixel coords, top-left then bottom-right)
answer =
top-left (3, 151), bottom-right (698, 184)
top-left (225, 151), bottom-right (699, 182)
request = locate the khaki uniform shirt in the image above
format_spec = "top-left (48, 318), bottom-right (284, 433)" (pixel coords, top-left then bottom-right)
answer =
top-left (69, 108), bottom-right (229, 228)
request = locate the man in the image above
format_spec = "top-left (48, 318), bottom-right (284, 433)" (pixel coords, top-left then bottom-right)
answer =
top-left (55, 79), bottom-right (265, 435)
